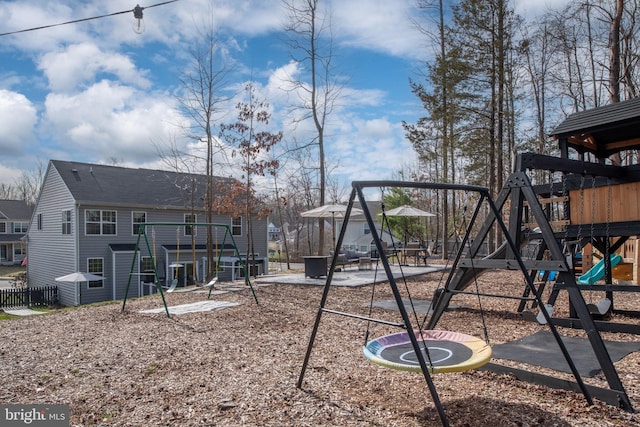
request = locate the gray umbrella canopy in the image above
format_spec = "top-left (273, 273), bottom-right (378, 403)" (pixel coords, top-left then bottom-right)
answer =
top-left (384, 205), bottom-right (435, 249)
top-left (55, 272), bottom-right (106, 307)
top-left (55, 272), bottom-right (106, 282)
top-left (300, 204), bottom-right (363, 218)
top-left (301, 204), bottom-right (364, 248)
top-left (384, 205), bottom-right (435, 217)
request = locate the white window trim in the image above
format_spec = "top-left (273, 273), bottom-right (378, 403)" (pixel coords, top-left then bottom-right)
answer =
top-left (87, 257), bottom-right (104, 289)
top-left (184, 213), bottom-right (197, 236)
top-left (85, 209), bottom-right (117, 236)
top-left (13, 221), bottom-right (28, 233)
top-left (61, 210), bottom-right (72, 235)
top-left (363, 222), bottom-right (371, 235)
top-left (132, 211), bottom-right (147, 236)
top-left (231, 216), bottom-right (242, 236)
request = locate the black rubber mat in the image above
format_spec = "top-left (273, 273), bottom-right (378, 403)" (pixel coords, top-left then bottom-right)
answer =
top-left (492, 330), bottom-right (640, 377)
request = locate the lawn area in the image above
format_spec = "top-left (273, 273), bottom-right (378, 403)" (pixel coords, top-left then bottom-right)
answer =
top-left (0, 265), bottom-right (26, 278)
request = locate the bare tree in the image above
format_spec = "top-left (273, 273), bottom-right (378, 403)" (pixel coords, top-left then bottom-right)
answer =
top-left (14, 159), bottom-right (46, 206)
top-left (518, 17), bottom-right (561, 179)
top-left (282, 0), bottom-right (342, 255)
top-left (174, 16), bottom-right (231, 280)
top-left (155, 134), bottom-right (206, 281)
top-left (218, 82), bottom-right (282, 276)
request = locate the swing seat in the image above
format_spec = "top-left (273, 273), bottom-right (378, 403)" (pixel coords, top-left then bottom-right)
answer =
top-left (363, 329), bottom-right (492, 374)
top-left (587, 298), bottom-right (611, 315)
top-left (535, 304), bottom-right (553, 325)
top-left (168, 277), bottom-right (218, 294)
top-left (166, 278), bottom-right (179, 293)
top-left (521, 304), bottom-right (554, 324)
top-left (203, 277), bottom-right (218, 288)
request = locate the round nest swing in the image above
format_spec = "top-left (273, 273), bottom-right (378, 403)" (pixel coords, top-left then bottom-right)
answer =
top-left (363, 329), bottom-right (492, 374)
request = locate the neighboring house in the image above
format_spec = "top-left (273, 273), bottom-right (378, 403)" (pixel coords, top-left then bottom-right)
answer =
top-left (0, 200), bottom-right (32, 265)
top-left (338, 201), bottom-right (398, 253)
top-left (294, 201), bottom-right (400, 256)
top-left (268, 222), bottom-right (281, 241)
top-left (27, 160), bottom-right (268, 307)
top-left (302, 201), bottom-right (398, 252)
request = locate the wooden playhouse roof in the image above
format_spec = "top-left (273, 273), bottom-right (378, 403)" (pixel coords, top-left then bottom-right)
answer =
top-left (550, 97), bottom-right (640, 158)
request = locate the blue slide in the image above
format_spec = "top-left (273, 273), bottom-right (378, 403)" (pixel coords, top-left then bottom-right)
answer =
top-left (577, 254), bottom-right (622, 285)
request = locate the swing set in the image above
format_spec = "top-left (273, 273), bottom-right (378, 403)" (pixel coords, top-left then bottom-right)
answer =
top-left (298, 180), bottom-right (601, 427)
top-left (300, 101), bottom-right (640, 424)
top-left (121, 222), bottom-right (258, 318)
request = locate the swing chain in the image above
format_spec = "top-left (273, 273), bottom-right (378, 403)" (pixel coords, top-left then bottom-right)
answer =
top-left (575, 173), bottom-right (586, 251)
top-left (604, 178), bottom-right (612, 282)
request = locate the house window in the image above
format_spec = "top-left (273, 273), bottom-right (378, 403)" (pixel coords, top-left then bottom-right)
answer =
top-left (0, 222), bottom-right (5, 233)
top-left (140, 256), bottom-right (154, 271)
top-left (132, 211), bottom-right (146, 235)
top-left (87, 258), bottom-right (104, 288)
top-left (62, 211), bottom-right (72, 235)
top-left (184, 213), bottom-right (196, 236)
top-left (231, 216), bottom-right (242, 236)
top-left (13, 222), bottom-right (28, 233)
top-left (363, 222), bottom-right (371, 235)
top-left (140, 256), bottom-right (155, 283)
top-left (85, 210), bottom-right (116, 235)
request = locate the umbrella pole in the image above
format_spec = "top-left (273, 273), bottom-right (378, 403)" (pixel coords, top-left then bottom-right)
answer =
top-left (332, 213), bottom-right (336, 250)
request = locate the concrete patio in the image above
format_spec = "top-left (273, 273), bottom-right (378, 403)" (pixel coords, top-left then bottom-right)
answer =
top-left (254, 263), bottom-right (448, 287)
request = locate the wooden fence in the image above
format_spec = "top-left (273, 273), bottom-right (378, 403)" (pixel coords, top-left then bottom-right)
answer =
top-left (0, 286), bottom-right (58, 309)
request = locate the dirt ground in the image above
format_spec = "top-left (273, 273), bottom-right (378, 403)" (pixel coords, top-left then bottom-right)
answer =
top-left (1, 268), bottom-right (640, 426)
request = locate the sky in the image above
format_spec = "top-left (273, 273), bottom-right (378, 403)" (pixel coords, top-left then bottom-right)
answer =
top-left (0, 0), bottom-right (569, 196)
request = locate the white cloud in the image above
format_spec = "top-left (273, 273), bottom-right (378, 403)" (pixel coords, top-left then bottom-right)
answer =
top-left (332, 0), bottom-right (429, 59)
top-left (513, 0), bottom-right (574, 18)
top-left (0, 0), bottom-right (422, 190)
top-left (0, 164), bottom-right (26, 187)
top-left (260, 57), bottom-right (413, 188)
top-left (42, 80), bottom-right (184, 162)
top-left (330, 116), bottom-right (411, 182)
top-left (0, 89), bottom-right (38, 155)
top-left (38, 43), bottom-right (151, 93)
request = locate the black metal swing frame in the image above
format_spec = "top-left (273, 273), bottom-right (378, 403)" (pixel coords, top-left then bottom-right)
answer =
top-left (297, 179), bottom-right (611, 427)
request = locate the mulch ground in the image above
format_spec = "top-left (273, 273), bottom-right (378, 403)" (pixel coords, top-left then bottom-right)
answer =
top-left (1, 268), bottom-right (640, 426)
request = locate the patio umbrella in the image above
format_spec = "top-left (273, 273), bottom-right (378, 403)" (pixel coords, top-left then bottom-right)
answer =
top-left (301, 204), bottom-right (364, 248)
top-left (56, 272), bottom-right (106, 306)
top-left (55, 272), bottom-right (106, 283)
top-left (384, 205), bottom-right (436, 218)
top-left (384, 205), bottom-right (435, 247)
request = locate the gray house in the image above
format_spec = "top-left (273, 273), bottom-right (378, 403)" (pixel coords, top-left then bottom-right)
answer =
top-left (27, 160), bottom-right (268, 306)
top-left (339, 201), bottom-right (398, 252)
top-left (0, 200), bottom-right (32, 265)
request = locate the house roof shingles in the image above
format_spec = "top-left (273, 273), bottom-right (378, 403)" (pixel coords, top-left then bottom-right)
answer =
top-left (0, 200), bottom-right (32, 220)
top-left (51, 160), bottom-right (233, 210)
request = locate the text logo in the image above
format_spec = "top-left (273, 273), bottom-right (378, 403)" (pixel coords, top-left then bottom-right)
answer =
top-left (1, 405), bottom-right (69, 426)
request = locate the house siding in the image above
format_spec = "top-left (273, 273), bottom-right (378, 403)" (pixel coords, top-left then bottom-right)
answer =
top-left (76, 207), bottom-right (260, 302)
top-left (28, 160), bottom-right (268, 307)
top-left (0, 201), bottom-right (32, 265)
top-left (27, 167), bottom-right (78, 306)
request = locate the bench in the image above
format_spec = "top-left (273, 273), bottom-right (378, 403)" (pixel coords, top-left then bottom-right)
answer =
top-left (332, 249), bottom-right (370, 269)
